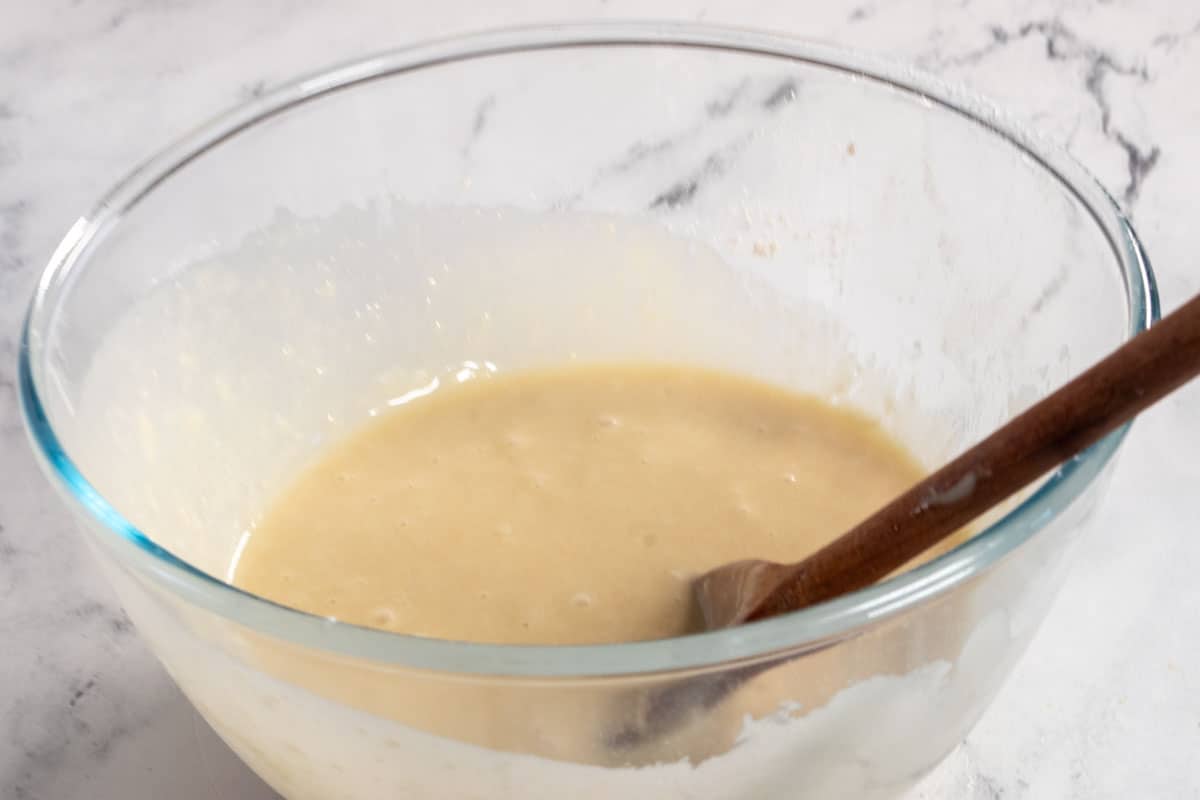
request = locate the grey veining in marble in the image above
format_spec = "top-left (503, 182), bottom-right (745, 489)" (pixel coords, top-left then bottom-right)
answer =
top-left (2, 1), bottom-right (1199, 798)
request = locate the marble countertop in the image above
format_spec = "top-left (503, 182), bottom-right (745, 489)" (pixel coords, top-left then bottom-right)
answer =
top-left (2, 1), bottom-right (1198, 797)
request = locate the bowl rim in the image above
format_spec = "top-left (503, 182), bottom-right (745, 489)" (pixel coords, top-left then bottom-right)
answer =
top-left (18, 21), bottom-right (1158, 678)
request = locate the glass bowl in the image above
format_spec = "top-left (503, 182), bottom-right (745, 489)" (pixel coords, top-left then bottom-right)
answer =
top-left (19, 23), bottom-right (1156, 800)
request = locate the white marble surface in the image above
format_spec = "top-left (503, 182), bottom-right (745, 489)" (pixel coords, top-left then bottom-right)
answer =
top-left (2, 1), bottom-right (1199, 798)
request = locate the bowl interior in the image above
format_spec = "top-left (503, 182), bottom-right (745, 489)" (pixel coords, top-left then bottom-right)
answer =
top-left (25, 30), bottom-right (1142, 671)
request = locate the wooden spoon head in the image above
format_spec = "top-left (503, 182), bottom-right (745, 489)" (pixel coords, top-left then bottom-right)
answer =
top-left (693, 558), bottom-right (793, 630)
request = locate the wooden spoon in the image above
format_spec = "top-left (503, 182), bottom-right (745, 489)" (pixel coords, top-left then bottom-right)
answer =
top-left (607, 291), bottom-right (1200, 751)
top-left (696, 290), bottom-right (1200, 630)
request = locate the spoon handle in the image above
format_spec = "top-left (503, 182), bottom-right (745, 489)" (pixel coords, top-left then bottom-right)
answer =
top-left (754, 291), bottom-right (1200, 621)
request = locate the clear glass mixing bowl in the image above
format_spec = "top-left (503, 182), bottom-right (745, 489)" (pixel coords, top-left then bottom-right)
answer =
top-left (20, 24), bottom-right (1156, 800)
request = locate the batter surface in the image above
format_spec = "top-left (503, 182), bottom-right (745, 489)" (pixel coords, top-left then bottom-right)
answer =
top-left (234, 363), bottom-right (928, 645)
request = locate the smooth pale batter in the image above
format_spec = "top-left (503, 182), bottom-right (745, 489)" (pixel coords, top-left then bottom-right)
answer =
top-left (235, 363), bottom-right (935, 646)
